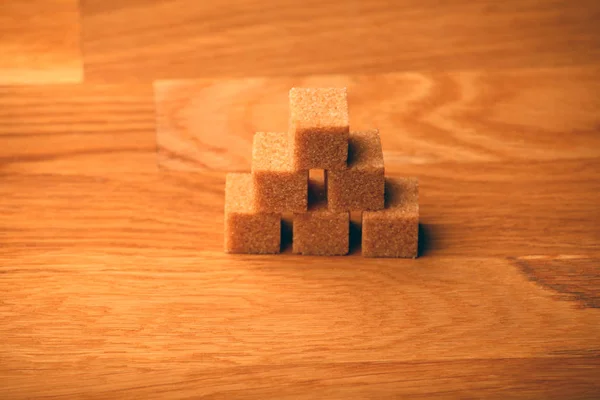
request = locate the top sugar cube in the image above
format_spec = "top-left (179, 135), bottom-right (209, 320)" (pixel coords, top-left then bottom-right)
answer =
top-left (289, 88), bottom-right (349, 170)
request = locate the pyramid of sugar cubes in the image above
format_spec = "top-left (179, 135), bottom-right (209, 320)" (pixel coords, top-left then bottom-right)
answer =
top-left (224, 88), bottom-right (419, 257)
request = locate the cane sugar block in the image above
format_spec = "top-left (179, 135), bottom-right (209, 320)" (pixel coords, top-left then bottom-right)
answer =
top-left (327, 130), bottom-right (384, 211)
top-left (252, 132), bottom-right (308, 212)
top-left (362, 177), bottom-right (419, 258)
top-left (293, 179), bottom-right (349, 256)
top-left (289, 88), bottom-right (349, 170)
top-left (225, 173), bottom-right (281, 254)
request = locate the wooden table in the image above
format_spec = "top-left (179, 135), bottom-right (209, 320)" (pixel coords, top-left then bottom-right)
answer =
top-left (1, 1), bottom-right (599, 398)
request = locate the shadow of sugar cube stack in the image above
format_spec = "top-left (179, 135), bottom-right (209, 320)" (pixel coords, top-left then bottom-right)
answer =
top-left (225, 88), bottom-right (419, 257)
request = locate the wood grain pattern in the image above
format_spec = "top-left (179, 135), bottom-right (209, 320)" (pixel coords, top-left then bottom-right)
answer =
top-left (2, 358), bottom-right (599, 399)
top-left (513, 256), bottom-right (600, 308)
top-left (2, 0), bottom-right (600, 397)
top-left (1, 225), bottom-right (600, 398)
top-left (155, 67), bottom-right (600, 171)
top-left (82, 0), bottom-right (600, 81)
top-left (0, 0), bottom-right (83, 84)
top-left (0, 84), bottom-right (156, 174)
top-left (2, 159), bottom-right (599, 259)
top-left (3, 248), bottom-right (599, 363)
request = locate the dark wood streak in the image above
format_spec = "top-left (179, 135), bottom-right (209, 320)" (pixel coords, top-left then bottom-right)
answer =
top-left (512, 256), bottom-right (600, 309)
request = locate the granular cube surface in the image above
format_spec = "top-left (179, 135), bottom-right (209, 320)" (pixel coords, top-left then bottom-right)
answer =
top-left (223, 87), bottom-right (420, 258)
top-left (252, 132), bottom-right (308, 212)
top-left (224, 173), bottom-right (281, 254)
top-left (293, 179), bottom-right (349, 256)
top-left (362, 177), bottom-right (419, 258)
top-left (289, 88), bottom-right (349, 170)
top-left (328, 129), bottom-right (384, 211)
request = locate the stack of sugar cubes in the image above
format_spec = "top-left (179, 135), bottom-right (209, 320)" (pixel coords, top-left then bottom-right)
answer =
top-left (224, 88), bottom-right (419, 258)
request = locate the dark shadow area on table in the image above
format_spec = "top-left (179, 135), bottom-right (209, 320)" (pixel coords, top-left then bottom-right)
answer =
top-left (348, 220), bottom-right (362, 255)
top-left (281, 216), bottom-right (293, 253)
top-left (418, 223), bottom-right (435, 258)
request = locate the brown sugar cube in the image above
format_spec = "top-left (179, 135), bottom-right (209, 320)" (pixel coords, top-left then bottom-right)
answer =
top-left (224, 173), bottom-right (281, 254)
top-left (327, 129), bottom-right (385, 211)
top-left (251, 132), bottom-right (308, 212)
top-left (289, 88), bottom-right (349, 170)
top-left (362, 177), bottom-right (419, 258)
top-left (293, 178), bottom-right (349, 256)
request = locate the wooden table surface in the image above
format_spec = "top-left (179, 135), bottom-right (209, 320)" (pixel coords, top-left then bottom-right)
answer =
top-left (1, 1), bottom-right (600, 398)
